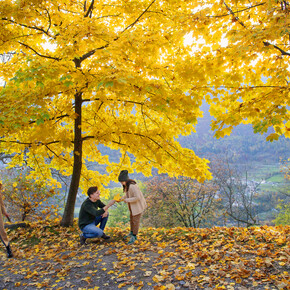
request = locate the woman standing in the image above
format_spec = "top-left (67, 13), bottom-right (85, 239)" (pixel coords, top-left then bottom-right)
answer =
top-left (118, 170), bottom-right (147, 245)
top-left (0, 182), bottom-right (13, 258)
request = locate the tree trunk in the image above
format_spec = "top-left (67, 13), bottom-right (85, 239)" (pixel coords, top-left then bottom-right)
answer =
top-left (60, 89), bottom-right (83, 227)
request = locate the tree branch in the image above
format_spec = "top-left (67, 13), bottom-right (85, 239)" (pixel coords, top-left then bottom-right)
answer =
top-left (210, 3), bottom-right (266, 18)
top-left (223, 1), bottom-right (246, 28)
top-left (263, 41), bottom-right (290, 56)
top-left (81, 97), bottom-right (144, 106)
top-left (18, 42), bottom-right (60, 60)
top-left (78, 0), bottom-right (156, 62)
top-left (121, 0), bottom-right (157, 34)
top-left (45, 144), bottom-right (68, 161)
top-left (29, 114), bottom-right (70, 125)
top-left (81, 131), bottom-right (176, 160)
top-left (84, 0), bottom-right (95, 18)
top-left (2, 17), bottom-right (55, 38)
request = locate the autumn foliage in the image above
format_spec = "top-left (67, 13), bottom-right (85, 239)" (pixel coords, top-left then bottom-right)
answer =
top-left (0, 0), bottom-right (214, 226)
top-left (0, 0), bottom-right (289, 227)
top-left (1, 220), bottom-right (289, 289)
top-left (143, 176), bottom-right (219, 228)
top-left (1, 169), bottom-right (58, 221)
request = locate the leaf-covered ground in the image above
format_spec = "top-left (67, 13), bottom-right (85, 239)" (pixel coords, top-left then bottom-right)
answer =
top-left (0, 220), bottom-right (289, 290)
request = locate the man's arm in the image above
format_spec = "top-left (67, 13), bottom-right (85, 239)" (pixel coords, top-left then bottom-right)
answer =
top-left (101, 200), bottom-right (116, 218)
top-left (102, 200), bottom-right (116, 211)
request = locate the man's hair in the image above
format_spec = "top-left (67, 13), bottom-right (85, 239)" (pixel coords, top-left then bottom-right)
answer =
top-left (87, 186), bottom-right (98, 197)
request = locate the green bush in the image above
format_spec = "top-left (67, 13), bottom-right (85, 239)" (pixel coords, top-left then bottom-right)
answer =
top-left (274, 203), bottom-right (290, 225)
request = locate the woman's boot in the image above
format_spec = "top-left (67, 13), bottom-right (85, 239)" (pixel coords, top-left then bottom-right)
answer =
top-left (6, 244), bottom-right (13, 258)
top-left (127, 234), bottom-right (137, 245)
top-left (123, 231), bottom-right (133, 240)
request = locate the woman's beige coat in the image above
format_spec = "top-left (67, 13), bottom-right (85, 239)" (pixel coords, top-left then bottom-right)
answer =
top-left (124, 183), bottom-right (147, 216)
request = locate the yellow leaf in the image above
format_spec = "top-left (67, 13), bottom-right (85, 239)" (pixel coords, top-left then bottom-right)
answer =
top-left (266, 133), bottom-right (280, 142)
top-left (153, 274), bottom-right (165, 282)
top-left (144, 271), bottom-right (152, 277)
top-left (186, 262), bottom-right (195, 270)
top-left (81, 276), bottom-right (91, 284)
top-left (113, 193), bottom-right (124, 202)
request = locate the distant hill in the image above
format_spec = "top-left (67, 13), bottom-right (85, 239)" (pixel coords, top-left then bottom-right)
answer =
top-left (178, 103), bottom-right (290, 163)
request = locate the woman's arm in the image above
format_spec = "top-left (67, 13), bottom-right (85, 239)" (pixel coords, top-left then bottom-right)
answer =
top-left (124, 185), bottom-right (140, 203)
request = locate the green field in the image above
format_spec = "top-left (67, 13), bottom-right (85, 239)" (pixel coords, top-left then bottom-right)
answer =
top-left (265, 174), bottom-right (285, 182)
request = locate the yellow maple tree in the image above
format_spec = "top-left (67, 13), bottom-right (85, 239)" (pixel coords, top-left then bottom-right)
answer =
top-left (0, 0), bottom-right (212, 226)
top-left (0, 0), bottom-right (289, 226)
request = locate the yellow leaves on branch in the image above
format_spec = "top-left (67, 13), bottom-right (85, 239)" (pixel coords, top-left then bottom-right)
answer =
top-left (0, 0), bottom-right (289, 197)
top-left (200, 1), bottom-right (290, 139)
top-left (0, 0), bottom-right (217, 190)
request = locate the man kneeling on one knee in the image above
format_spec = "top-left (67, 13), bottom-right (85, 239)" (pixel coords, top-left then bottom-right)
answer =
top-left (78, 186), bottom-right (116, 245)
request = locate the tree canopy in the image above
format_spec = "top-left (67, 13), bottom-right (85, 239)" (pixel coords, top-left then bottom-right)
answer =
top-left (0, 0), bottom-right (289, 225)
top-left (197, 0), bottom-right (290, 141)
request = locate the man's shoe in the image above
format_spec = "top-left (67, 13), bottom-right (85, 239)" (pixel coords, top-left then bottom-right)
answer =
top-left (80, 235), bottom-right (87, 245)
top-left (6, 244), bottom-right (13, 258)
top-left (127, 235), bottom-right (137, 245)
top-left (101, 233), bottom-right (110, 240)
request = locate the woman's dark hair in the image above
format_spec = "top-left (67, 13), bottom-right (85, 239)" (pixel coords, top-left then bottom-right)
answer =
top-left (87, 186), bottom-right (98, 197)
top-left (122, 179), bottom-right (136, 192)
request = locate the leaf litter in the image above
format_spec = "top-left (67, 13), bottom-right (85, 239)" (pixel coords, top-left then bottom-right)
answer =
top-left (0, 219), bottom-right (289, 290)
